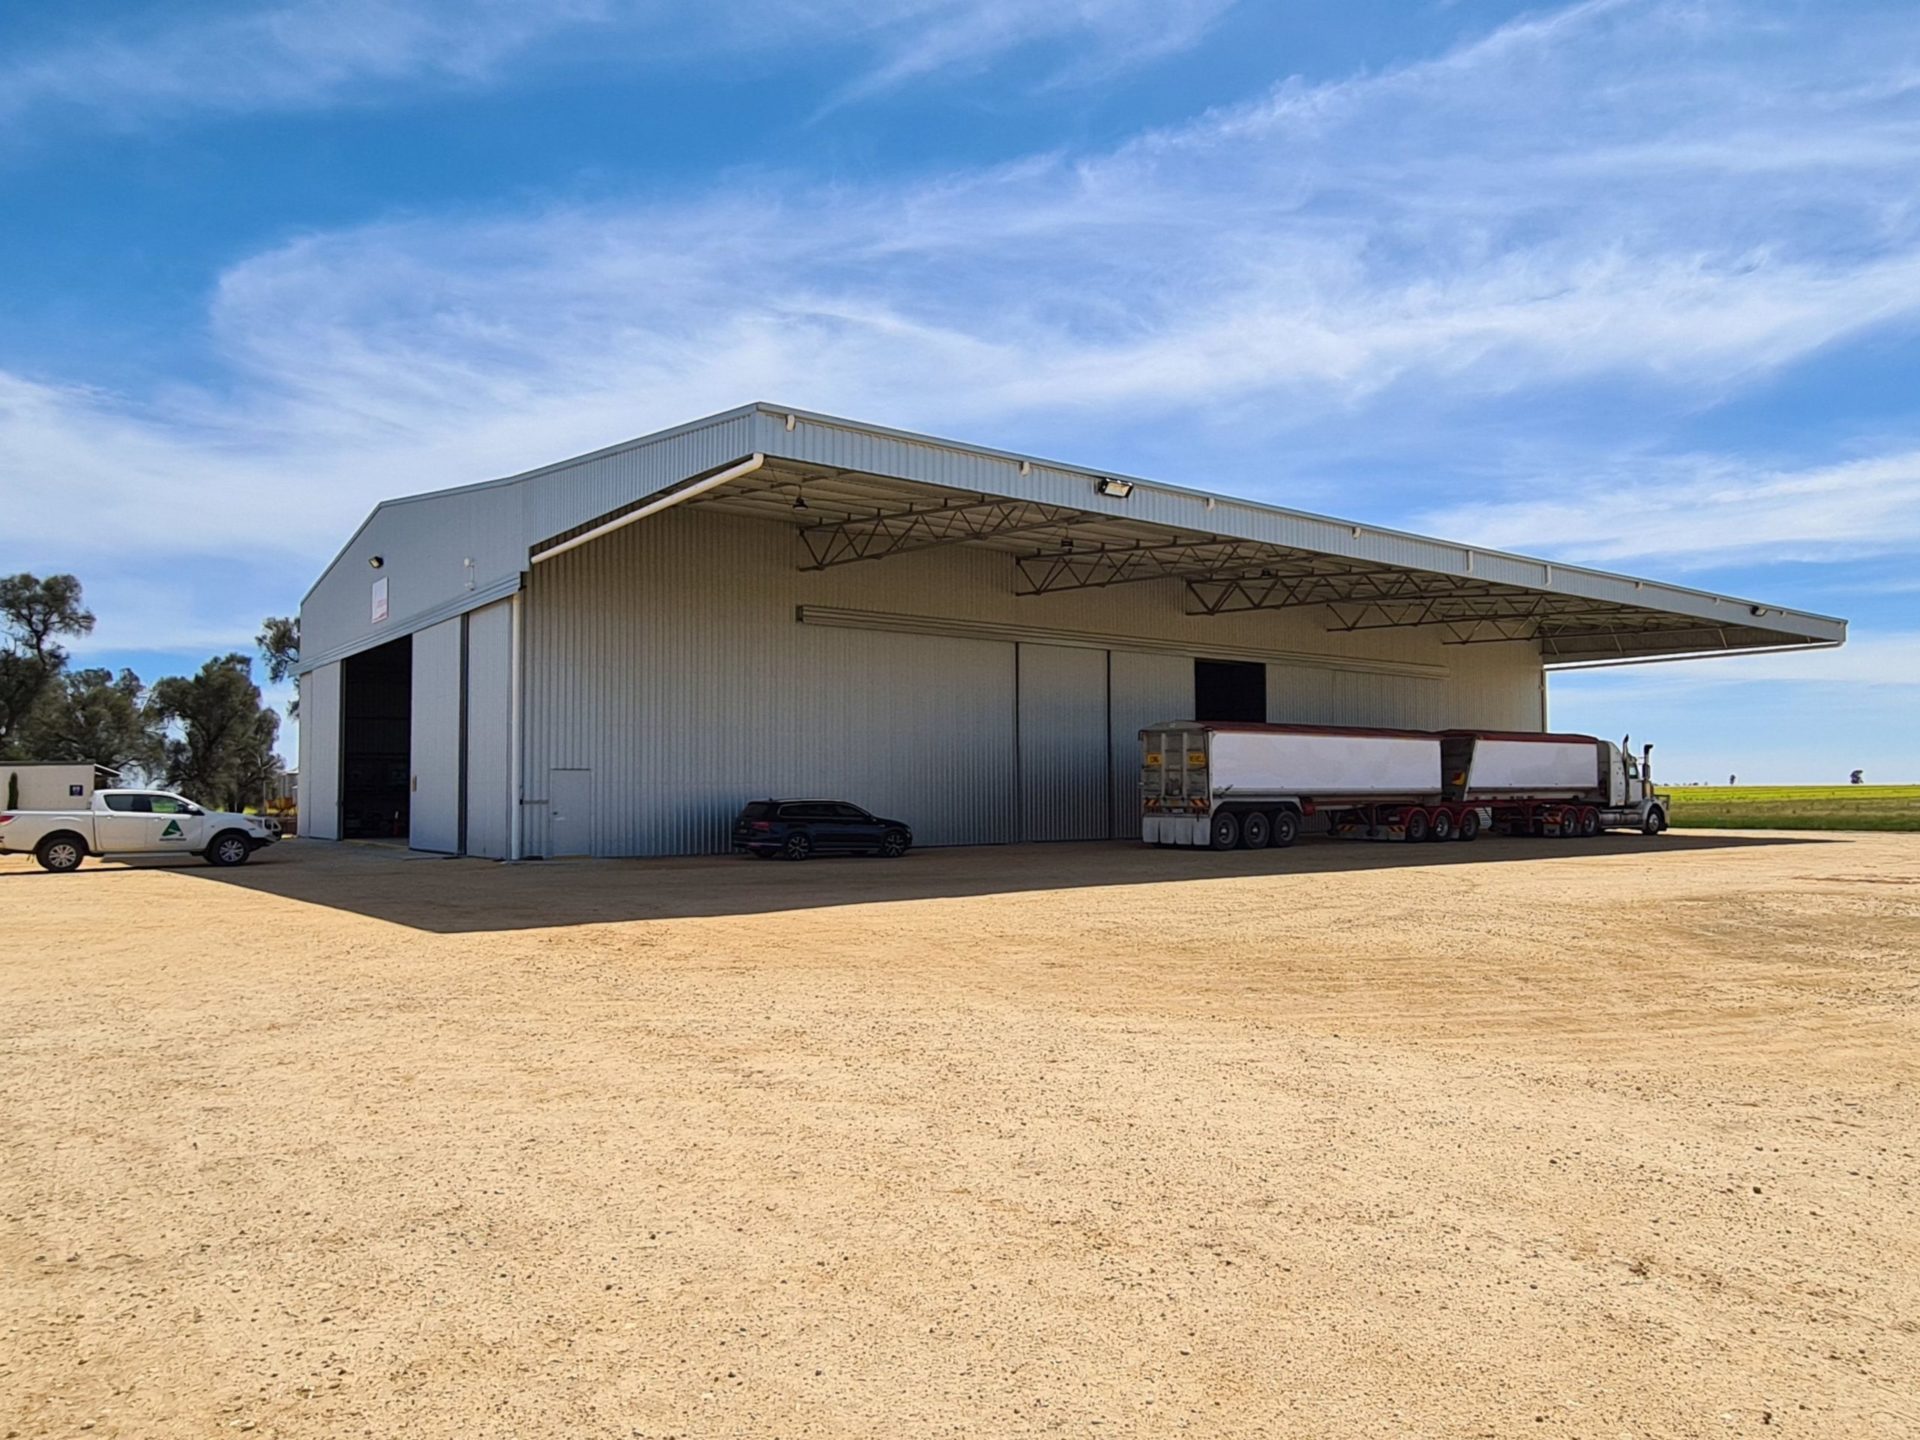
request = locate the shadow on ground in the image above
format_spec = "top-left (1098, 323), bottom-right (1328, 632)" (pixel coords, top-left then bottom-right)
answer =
top-left (0, 829), bottom-right (1829, 933)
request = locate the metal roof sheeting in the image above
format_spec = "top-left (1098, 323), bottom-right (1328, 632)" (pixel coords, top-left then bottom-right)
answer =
top-left (301, 401), bottom-right (1843, 672)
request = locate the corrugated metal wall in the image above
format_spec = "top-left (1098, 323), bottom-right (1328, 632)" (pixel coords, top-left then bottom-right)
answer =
top-left (519, 507), bottom-right (1545, 857)
top-left (1017, 644), bottom-right (1109, 841)
top-left (1108, 650), bottom-right (1192, 839)
top-left (409, 617), bottom-right (463, 854)
top-left (463, 599), bottom-right (515, 859)
top-left (522, 511), bottom-right (1017, 856)
top-left (297, 662), bottom-right (342, 840)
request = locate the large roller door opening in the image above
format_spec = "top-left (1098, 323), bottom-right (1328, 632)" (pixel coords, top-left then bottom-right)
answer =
top-left (1195, 658), bottom-right (1266, 723)
top-left (341, 636), bottom-right (412, 840)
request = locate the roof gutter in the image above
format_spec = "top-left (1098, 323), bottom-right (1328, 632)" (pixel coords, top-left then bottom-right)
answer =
top-left (1545, 640), bottom-right (1845, 672)
top-left (530, 452), bottom-right (766, 565)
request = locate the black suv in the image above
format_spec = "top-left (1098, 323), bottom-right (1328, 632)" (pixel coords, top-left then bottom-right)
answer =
top-left (732, 800), bottom-right (913, 860)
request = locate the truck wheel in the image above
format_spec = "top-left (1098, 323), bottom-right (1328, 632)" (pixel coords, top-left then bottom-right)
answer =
top-left (1270, 809), bottom-right (1301, 849)
top-left (1240, 811), bottom-right (1271, 850)
top-left (1428, 808), bottom-right (1455, 842)
top-left (1457, 809), bottom-right (1481, 842)
top-left (1579, 806), bottom-right (1601, 838)
top-left (206, 831), bottom-right (253, 868)
top-left (35, 834), bottom-right (86, 872)
top-left (1642, 807), bottom-right (1666, 836)
top-left (1403, 808), bottom-right (1429, 843)
top-left (1208, 811), bottom-right (1240, 851)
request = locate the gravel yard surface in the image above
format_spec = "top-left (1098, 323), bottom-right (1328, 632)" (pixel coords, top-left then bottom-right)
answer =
top-left (3, 831), bottom-right (1917, 1437)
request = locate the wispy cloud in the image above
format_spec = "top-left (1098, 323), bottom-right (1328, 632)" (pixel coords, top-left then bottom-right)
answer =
top-left (4, 0), bottom-right (1920, 658)
top-left (1418, 449), bottom-right (1920, 568)
top-left (0, 0), bottom-right (1236, 137)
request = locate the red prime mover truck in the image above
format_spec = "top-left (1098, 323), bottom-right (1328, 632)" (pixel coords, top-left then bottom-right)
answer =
top-left (1139, 722), bottom-right (1668, 850)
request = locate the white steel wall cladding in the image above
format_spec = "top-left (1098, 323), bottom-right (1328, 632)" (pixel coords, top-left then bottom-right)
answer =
top-left (1018, 644), bottom-right (1109, 842)
top-left (409, 617), bottom-right (463, 854)
top-left (521, 508), bottom-right (1546, 857)
top-left (523, 513), bottom-right (1017, 857)
top-left (1108, 651), bottom-right (1191, 839)
top-left (298, 662), bottom-right (342, 841)
top-left (463, 600), bottom-right (515, 860)
top-left (301, 413), bottom-right (759, 670)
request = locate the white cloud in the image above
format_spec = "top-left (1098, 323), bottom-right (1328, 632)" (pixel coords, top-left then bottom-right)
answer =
top-left (1418, 449), bottom-right (1920, 568)
top-left (4, 0), bottom-right (1920, 660)
top-left (0, 0), bottom-right (1236, 135)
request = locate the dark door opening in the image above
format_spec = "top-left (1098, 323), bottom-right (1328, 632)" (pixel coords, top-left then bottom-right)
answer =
top-left (341, 636), bottom-right (412, 839)
top-left (1195, 658), bottom-right (1266, 723)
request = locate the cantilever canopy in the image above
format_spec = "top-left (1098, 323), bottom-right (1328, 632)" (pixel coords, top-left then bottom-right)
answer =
top-left (530, 405), bottom-right (1840, 667)
top-left (502, 404), bottom-right (1843, 667)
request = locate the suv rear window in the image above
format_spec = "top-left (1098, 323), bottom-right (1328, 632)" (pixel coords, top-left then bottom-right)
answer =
top-left (739, 802), bottom-right (775, 818)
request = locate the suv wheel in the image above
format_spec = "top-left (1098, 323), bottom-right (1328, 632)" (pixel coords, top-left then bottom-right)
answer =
top-left (783, 832), bottom-right (814, 861)
top-left (879, 829), bottom-right (909, 858)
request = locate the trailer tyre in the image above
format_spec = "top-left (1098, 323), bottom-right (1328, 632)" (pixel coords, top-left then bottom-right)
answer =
top-left (1403, 808), bottom-right (1429, 843)
top-left (1240, 811), bottom-right (1271, 850)
top-left (1428, 808), bottom-right (1454, 842)
top-left (1457, 809), bottom-right (1481, 842)
top-left (1270, 809), bottom-right (1301, 849)
top-left (1208, 811), bottom-right (1240, 851)
top-left (35, 833), bottom-right (87, 872)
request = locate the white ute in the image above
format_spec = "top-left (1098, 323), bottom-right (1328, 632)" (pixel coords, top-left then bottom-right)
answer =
top-left (0, 788), bottom-right (280, 872)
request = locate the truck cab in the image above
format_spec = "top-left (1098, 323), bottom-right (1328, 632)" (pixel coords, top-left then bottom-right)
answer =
top-left (1602, 739), bottom-right (1653, 809)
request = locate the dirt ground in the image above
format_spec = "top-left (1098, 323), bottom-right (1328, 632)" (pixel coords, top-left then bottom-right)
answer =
top-left (3, 831), bottom-right (1917, 1439)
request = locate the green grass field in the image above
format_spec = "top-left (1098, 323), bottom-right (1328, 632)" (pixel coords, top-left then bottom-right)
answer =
top-left (1661, 785), bottom-right (1920, 832)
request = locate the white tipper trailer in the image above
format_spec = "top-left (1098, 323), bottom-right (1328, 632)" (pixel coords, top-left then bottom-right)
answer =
top-left (1139, 722), bottom-right (1668, 850)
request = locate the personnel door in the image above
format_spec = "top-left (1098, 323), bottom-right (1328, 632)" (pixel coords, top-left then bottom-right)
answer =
top-left (548, 769), bottom-right (594, 857)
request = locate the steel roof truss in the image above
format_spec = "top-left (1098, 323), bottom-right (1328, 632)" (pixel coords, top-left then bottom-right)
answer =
top-left (797, 496), bottom-right (1088, 570)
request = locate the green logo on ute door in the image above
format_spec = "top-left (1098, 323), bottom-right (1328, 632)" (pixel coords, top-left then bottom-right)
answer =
top-left (160, 819), bottom-right (184, 839)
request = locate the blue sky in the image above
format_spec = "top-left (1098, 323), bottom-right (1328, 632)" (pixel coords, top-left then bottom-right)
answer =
top-left (2, 0), bottom-right (1916, 782)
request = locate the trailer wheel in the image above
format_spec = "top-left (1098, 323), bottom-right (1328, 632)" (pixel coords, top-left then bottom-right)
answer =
top-left (1427, 808), bottom-right (1455, 842)
top-left (1456, 809), bottom-right (1480, 842)
top-left (1208, 811), bottom-right (1240, 851)
top-left (1240, 811), bottom-right (1271, 850)
top-left (1270, 808), bottom-right (1301, 849)
top-left (1403, 808), bottom-right (1429, 843)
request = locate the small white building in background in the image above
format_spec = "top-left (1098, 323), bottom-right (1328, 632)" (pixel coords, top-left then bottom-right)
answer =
top-left (296, 404), bottom-right (1845, 859)
top-left (4, 762), bottom-right (118, 810)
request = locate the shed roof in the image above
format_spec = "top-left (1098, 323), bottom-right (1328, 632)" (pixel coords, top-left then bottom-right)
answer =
top-left (312, 402), bottom-right (1846, 668)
